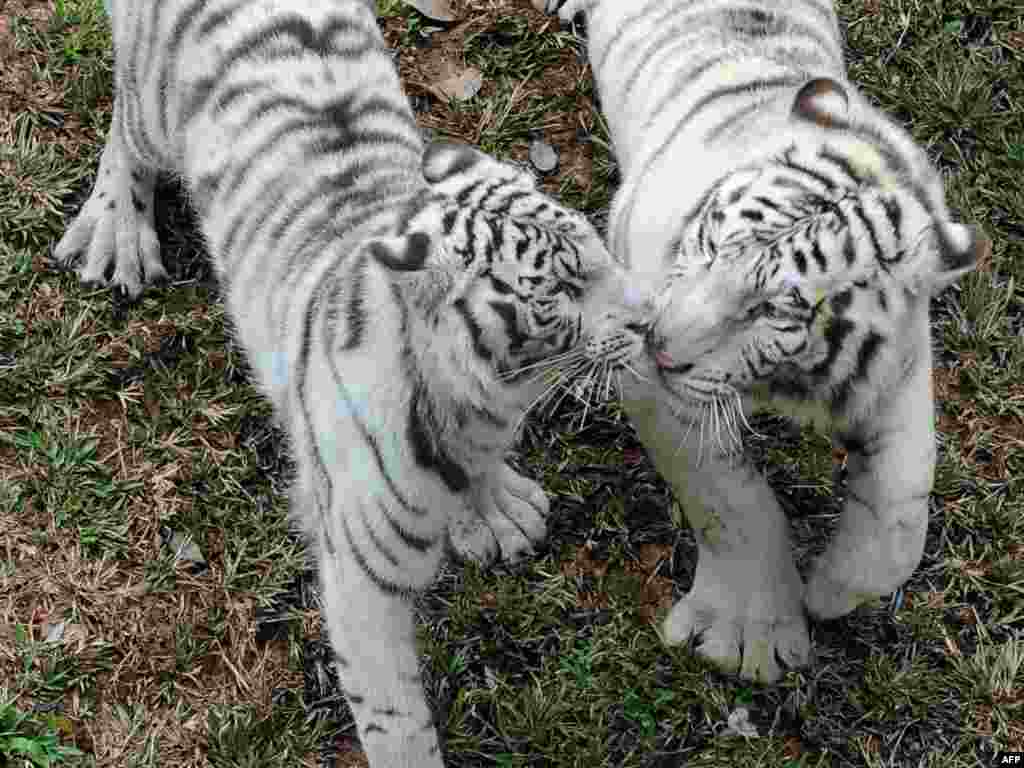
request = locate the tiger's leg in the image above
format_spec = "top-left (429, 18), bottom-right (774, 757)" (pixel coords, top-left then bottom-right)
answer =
top-left (448, 462), bottom-right (550, 565)
top-left (312, 507), bottom-right (446, 767)
top-left (623, 383), bottom-right (811, 684)
top-left (317, 545), bottom-right (444, 766)
top-left (804, 322), bottom-right (936, 619)
top-left (52, 94), bottom-right (166, 298)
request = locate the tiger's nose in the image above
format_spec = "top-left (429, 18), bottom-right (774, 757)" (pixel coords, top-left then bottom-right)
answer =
top-left (643, 324), bottom-right (662, 351)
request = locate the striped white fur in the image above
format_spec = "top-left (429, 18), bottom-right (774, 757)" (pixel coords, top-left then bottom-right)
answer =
top-left (52, 1), bottom-right (660, 763)
top-left (541, 0), bottom-right (984, 682)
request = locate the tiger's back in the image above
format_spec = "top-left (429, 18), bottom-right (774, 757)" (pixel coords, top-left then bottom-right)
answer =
top-left (553, 0), bottom-right (960, 273)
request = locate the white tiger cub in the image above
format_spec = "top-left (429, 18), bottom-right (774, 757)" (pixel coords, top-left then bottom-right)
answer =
top-left (539, 0), bottom-right (986, 682)
top-left (51, 0), bottom-right (661, 764)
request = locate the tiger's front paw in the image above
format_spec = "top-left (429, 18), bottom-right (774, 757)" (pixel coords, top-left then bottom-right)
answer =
top-left (803, 515), bottom-right (926, 620)
top-left (663, 556), bottom-right (811, 684)
top-left (52, 150), bottom-right (165, 298)
top-left (449, 463), bottom-right (550, 566)
top-left (803, 569), bottom-right (882, 621)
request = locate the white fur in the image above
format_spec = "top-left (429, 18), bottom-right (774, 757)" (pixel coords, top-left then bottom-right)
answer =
top-left (53, 1), bottom-right (659, 764)
top-left (544, 0), bottom-right (979, 682)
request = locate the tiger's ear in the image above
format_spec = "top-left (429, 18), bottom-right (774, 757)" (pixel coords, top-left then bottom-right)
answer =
top-left (367, 230), bottom-right (458, 310)
top-left (423, 140), bottom-right (537, 192)
top-left (367, 230), bottom-right (434, 273)
top-left (898, 222), bottom-right (986, 296)
top-left (792, 78), bottom-right (850, 129)
top-left (925, 222), bottom-right (987, 294)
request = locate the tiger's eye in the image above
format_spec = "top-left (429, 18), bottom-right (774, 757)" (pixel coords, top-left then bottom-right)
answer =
top-left (746, 302), bottom-right (775, 319)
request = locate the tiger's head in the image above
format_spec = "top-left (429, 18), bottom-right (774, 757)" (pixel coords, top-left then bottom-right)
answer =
top-left (647, 78), bottom-right (987, 423)
top-left (375, 142), bottom-right (658, 413)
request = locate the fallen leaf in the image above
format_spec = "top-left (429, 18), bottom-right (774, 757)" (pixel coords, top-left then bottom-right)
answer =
top-left (402, 0), bottom-right (458, 22)
top-left (783, 736), bottom-right (803, 758)
top-left (61, 623), bottom-right (90, 652)
top-left (430, 66), bottom-right (483, 102)
top-left (52, 715), bottom-right (74, 738)
top-left (862, 734), bottom-right (881, 755)
top-left (622, 447), bottom-right (645, 465)
top-left (638, 543), bottom-right (671, 573)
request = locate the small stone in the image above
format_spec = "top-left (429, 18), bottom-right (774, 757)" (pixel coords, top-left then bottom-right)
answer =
top-left (159, 525), bottom-right (207, 570)
top-left (44, 620), bottom-right (66, 644)
top-left (529, 139), bottom-right (559, 175)
top-left (725, 707), bottom-right (759, 738)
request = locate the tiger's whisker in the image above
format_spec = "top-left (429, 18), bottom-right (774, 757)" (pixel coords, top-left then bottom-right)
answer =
top-left (540, 360), bottom-right (592, 421)
top-left (697, 405), bottom-right (707, 468)
top-left (502, 349), bottom-right (589, 383)
top-left (516, 368), bottom-right (579, 434)
top-left (713, 398), bottom-right (727, 457)
top-left (620, 361), bottom-right (649, 383)
top-left (733, 390), bottom-right (762, 439)
top-left (719, 396), bottom-right (739, 453)
top-left (574, 361), bottom-right (604, 430)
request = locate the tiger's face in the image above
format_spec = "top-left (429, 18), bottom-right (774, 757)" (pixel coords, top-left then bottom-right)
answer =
top-left (647, 145), bottom-right (985, 417)
top-left (407, 141), bottom-right (658, 398)
top-left (448, 208), bottom-right (657, 393)
top-left (639, 77), bottom-right (986, 420)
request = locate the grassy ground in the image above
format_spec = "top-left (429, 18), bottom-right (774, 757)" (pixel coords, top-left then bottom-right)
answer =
top-left (0, 0), bottom-right (1022, 765)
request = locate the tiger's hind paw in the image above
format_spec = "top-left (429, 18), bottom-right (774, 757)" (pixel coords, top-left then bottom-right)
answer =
top-left (662, 557), bottom-right (811, 684)
top-left (449, 463), bottom-right (550, 566)
top-left (52, 149), bottom-right (165, 299)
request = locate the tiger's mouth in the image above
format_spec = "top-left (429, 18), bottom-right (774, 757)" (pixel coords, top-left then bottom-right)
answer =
top-left (652, 348), bottom-right (695, 376)
top-left (645, 327), bottom-right (696, 376)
